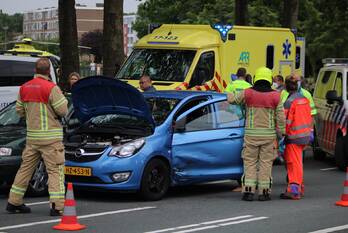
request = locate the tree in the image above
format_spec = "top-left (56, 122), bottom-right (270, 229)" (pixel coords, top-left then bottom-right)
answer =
top-left (58, 0), bottom-right (80, 86)
top-left (235, 0), bottom-right (248, 25)
top-left (0, 12), bottom-right (23, 45)
top-left (103, 0), bottom-right (124, 76)
top-left (133, 0), bottom-right (235, 38)
top-left (281, 0), bottom-right (299, 28)
top-left (80, 30), bottom-right (103, 63)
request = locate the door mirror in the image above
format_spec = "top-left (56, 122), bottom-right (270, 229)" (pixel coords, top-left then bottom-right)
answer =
top-left (326, 90), bottom-right (342, 104)
top-left (174, 117), bottom-right (186, 132)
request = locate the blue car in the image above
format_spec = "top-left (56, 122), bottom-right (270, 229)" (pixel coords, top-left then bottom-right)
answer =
top-left (64, 76), bottom-right (244, 200)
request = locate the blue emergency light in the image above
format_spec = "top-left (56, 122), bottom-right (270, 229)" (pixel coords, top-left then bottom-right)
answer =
top-left (212, 24), bottom-right (233, 42)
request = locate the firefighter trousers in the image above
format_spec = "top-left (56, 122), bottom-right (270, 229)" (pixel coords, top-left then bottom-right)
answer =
top-left (284, 143), bottom-right (304, 195)
top-left (8, 142), bottom-right (65, 210)
top-left (241, 136), bottom-right (277, 195)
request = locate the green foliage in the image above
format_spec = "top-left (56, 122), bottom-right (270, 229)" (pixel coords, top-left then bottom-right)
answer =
top-left (0, 12), bottom-right (23, 42)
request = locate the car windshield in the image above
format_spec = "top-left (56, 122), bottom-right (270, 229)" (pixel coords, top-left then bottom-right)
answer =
top-left (0, 60), bottom-right (35, 86)
top-left (145, 97), bottom-right (180, 125)
top-left (116, 49), bottom-right (196, 82)
top-left (0, 103), bottom-right (23, 126)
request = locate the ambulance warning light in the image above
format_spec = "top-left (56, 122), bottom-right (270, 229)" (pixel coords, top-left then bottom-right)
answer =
top-left (212, 24), bottom-right (233, 42)
top-left (322, 58), bottom-right (348, 66)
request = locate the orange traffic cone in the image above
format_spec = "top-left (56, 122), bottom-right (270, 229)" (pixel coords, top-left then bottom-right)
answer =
top-left (335, 167), bottom-right (348, 207)
top-left (53, 182), bottom-right (86, 231)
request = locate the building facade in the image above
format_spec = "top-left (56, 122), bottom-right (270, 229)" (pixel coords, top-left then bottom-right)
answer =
top-left (22, 5), bottom-right (137, 55)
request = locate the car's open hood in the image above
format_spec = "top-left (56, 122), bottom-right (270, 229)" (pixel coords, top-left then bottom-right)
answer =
top-left (71, 76), bottom-right (155, 129)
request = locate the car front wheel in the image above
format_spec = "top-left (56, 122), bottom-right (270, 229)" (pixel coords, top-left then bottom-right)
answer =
top-left (27, 160), bottom-right (48, 196)
top-left (335, 135), bottom-right (348, 171)
top-left (140, 158), bottom-right (170, 201)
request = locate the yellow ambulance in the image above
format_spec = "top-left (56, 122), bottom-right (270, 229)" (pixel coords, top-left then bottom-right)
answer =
top-left (116, 24), bottom-right (305, 92)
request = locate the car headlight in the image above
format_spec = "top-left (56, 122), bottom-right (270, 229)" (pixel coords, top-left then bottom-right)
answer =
top-left (109, 138), bottom-right (145, 158)
top-left (0, 147), bottom-right (12, 156)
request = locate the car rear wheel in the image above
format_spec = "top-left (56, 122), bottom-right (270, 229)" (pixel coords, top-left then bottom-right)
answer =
top-left (335, 135), bottom-right (348, 171)
top-left (140, 158), bottom-right (170, 201)
top-left (27, 160), bottom-right (48, 196)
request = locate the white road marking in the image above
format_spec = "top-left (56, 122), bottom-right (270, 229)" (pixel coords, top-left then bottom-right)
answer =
top-left (26, 201), bottom-right (49, 206)
top-left (320, 167), bottom-right (337, 171)
top-left (308, 224), bottom-right (348, 233)
top-left (0, 206), bottom-right (156, 231)
top-left (144, 215), bottom-right (260, 233)
top-left (173, 217), bottom-right (268, 233)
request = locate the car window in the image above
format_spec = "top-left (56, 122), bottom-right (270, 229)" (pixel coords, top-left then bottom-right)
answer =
top-left (214, 101), bottom-right (244, 128)
top-left (185, 105), bottom-right (214, 132)
top-left (174, 97), bottom-right (208, 120)
top-left (314, 71), bottom-right (336, 99)
top-left (334, 72), bottom-right (343, 98)
top-left (0, 103), bottom-right (24, 126)
top-left (0, 60), bottom-right (35, 86)
top-left (146, 97), bottom-right (180, 125)
top-left (189, 51), bottom-right (215, 88)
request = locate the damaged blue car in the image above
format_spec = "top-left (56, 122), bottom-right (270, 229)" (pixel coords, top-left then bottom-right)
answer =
top-left (64, 76), bottom-right (244, 201)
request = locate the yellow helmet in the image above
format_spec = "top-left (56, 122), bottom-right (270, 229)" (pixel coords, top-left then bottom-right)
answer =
top-left (253, 67), bottom-right (273, 85)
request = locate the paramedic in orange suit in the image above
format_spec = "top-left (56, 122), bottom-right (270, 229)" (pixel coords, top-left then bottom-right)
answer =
top-left (280, 75), bottom-right (312, 200)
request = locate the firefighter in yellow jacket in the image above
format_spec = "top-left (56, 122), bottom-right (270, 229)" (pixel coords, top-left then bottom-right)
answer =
top-left (228, 67), bottom-right (285, 201)
top-left (6, 58), bottom-right (68, 216)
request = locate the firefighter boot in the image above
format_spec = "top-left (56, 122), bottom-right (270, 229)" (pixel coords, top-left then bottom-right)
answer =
top-left (258, 189), bottom-right (271, 201)
top-left (6, 203), bottom-right (31, 214)
top-left (50, 203), bottom-right (63, 216)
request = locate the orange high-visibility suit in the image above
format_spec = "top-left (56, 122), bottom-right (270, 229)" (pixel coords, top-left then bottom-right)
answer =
top-left (283, 92), bottom-right (312, 199)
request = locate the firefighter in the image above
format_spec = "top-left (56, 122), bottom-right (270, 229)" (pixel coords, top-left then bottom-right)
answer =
top-left (225, 67), bottom-right (252, 94)
top-left (280, 75), bottom-right (312, 200)
top-left (6, 58), bottom-right (68, 216)
top-left (227, 67), bottom-right (285, 201)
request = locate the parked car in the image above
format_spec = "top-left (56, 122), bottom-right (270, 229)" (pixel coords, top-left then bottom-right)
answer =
top-left (64, 76), bottom-right (244, 201)
top-left (0, 102), bottom-right (48, 195)
top-left (312, 58), bottom-right (348, 170)
top-left (0, 54), bottom-right (59, 111)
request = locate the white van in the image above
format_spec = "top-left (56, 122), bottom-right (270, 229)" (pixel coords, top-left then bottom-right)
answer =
top-left (0, 55), bottom-right (58, 110)
top-left (312, 58), bottom-right (348, 170)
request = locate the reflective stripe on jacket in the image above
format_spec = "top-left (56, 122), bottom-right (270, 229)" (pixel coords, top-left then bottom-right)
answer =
top-left (17, 74), bottom-right (68, 145)
top-left (284, 92), bottom-right (312, 145)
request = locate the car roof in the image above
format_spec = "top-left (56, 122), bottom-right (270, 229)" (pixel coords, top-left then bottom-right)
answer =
top-left (0, 54), bottom-right (40, 62)
top-left (142, 90), bottom-right (226, 100)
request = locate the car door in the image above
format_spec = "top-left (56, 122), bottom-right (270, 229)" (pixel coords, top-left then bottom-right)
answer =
top-left (171, 98), bottom-right (244, 184)
top-left (313, 70), bottom-right (336, 153)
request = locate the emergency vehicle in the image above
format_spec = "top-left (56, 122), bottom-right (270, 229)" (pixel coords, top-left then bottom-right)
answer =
top-left (0, 38), bottom-right (60, 110)
top-left (312, 58), bottom-right (348, 171)
top-left (116, 24), bottom-right (305, 92)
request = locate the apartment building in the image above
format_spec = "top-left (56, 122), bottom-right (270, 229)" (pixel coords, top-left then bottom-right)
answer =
top-left (22, 5), bottom-right (137, 55)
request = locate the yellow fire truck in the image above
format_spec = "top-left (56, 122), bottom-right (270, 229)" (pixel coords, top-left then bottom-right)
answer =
top-left (116, 24), bottom-right (305, 92)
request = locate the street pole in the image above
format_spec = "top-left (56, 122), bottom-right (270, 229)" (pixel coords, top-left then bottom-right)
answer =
top-left (3, 26), bottom-right (9, 50)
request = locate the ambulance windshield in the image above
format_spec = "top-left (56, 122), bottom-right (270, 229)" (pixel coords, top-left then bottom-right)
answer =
top-left (116, 49), bottom-right (196, 82)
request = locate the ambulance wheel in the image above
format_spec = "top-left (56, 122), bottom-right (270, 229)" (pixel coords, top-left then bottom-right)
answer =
top-left (140, 158), bottom-right (170, 201)
top-left (312, 130), bottom-right (326, 160)
top-left (335, 135), bottom-right (348, 171)
top-left (27, 160), bottom-right (48, 196)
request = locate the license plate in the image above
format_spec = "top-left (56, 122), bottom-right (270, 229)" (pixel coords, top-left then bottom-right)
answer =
top-left (64, 166), bottom-right (92, 176)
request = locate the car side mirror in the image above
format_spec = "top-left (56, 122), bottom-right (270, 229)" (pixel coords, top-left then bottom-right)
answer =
top-left (326, 90), bottom-right (342, 104)
top-left (174, 117), bottom-right (186, 132)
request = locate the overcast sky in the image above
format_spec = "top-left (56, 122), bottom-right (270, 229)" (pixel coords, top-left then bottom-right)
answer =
top-left (0, 0), bottom-right (141, 14)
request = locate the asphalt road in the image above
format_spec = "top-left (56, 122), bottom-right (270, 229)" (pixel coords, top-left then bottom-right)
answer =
top-left (0, 151), bottom-right (347, 233)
